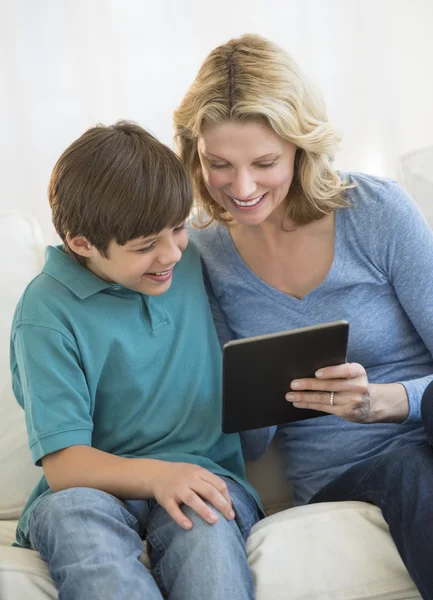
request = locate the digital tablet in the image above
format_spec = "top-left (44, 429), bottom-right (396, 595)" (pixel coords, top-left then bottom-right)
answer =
top-left (222, 320), bottom-right (349, 433)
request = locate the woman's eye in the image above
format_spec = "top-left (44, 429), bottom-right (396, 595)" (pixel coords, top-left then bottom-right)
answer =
top-left (210, 162), bottom-right (229, 170)
top-left (256, 161), bottom-right (277, 169)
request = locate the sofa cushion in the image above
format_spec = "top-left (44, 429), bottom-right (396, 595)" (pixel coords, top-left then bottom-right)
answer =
top-left (247, 500), bottom-right (421, 600)
top-left (0, 528), bottom-right (57, 599)
top-left (2, 501), bottom-right (421, 600)
top-left (0, 213), bottom-right (45, 519)
top-left (0, 383), bottom-right (43, 519)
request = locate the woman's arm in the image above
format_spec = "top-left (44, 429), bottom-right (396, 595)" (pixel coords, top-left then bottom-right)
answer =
top-left (286, 182), bottom-right (433, 424)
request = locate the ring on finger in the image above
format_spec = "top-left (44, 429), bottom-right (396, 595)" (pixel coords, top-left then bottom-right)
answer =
top-left (329, 391), bottom-right (335, 406)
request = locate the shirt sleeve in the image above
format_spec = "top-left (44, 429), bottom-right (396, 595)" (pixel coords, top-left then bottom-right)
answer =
top-left (11, 322), bottom-right (93, 465)
top-left (372, 182), bottom-right (433, 421)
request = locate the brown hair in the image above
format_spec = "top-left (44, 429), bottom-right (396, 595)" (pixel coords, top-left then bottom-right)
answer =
top-left (49, 121), bottom-right (192, 258)
top-left (173, 34), bottom-right (350, 227)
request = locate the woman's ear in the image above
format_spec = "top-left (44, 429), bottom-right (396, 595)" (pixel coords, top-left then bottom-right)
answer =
top-left (65, 234), bottom-right (94, 258)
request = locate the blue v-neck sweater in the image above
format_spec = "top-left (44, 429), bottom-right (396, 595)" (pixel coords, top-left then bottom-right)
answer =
top-left (189, 172), bottom-right (433, 504)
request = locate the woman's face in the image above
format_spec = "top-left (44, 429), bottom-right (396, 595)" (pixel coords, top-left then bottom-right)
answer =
top-left (197, 121), bottom-right (297, 226)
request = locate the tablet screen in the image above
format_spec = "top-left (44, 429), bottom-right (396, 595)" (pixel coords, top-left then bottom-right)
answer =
top-left (222, 321), bottom-right (349, 433)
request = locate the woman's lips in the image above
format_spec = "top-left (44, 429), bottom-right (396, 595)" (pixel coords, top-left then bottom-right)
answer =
top-left (228, 192), bottom-right (267, 210)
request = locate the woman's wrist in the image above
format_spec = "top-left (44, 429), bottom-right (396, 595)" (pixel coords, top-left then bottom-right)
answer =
top-left (368, 383), bottom-right (410, 424)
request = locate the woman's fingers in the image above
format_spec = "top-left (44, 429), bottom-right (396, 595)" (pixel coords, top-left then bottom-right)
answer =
top-left (314, 362), bottom-right (366, 380)
top-left (286, 390), bottom-right (371, 422)
top-left (290, 363), bottom-right (368, 394)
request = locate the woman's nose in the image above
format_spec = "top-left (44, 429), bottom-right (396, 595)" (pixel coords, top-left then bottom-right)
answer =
top-left (228, 170), bottom-right (257, 200)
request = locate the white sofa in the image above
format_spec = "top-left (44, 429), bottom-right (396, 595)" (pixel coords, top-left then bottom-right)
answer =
top-left (0, 211), bottom-right (423, 600)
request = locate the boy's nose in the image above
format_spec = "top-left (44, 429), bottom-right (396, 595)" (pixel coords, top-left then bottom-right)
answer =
top-left (159, 241), bottom-right (183, 266)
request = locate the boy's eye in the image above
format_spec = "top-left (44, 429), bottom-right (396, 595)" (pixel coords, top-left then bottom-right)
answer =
top-left (174, 223), bottom-right (186, 232)
top-left (137, 244), bottom-right (155, 253)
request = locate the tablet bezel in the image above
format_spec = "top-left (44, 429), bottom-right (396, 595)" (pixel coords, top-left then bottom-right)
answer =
top-left (222, 320), bottom-right (349, 433)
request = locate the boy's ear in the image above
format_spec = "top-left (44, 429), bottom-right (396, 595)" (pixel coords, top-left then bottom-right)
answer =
top-left (66, 234), bottom-right (95, 258)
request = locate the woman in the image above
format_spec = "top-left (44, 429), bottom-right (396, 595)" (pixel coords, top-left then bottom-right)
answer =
top-left (174, 34), bottom-right (433, 598)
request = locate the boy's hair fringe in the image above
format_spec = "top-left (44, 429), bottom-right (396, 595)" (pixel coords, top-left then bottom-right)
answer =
top-left (49, 121), bottom-right (192, 258)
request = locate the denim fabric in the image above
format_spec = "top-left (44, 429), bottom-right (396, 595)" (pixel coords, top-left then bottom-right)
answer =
top-left (310, 382), bottom-right (433, 600)
top-left (28, 476), bottom-right (259, 600)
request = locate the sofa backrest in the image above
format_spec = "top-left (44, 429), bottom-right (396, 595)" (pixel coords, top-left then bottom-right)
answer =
top-left (0, 213), bottom-right (45, 519)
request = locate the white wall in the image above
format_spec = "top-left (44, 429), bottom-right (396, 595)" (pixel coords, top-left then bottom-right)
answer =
top-left (1, 0), bottom-right (433, 240)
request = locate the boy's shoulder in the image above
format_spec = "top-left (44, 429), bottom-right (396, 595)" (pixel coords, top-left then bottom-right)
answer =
top-left (13, 245), bottom-right (105, 332)
top-left (13, 271), bottom-right (78, 332)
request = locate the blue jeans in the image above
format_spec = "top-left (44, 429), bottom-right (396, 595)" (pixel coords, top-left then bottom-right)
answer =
top-left (28, 476), bottom-right (259, 600)
top-left (309, 382), bottom-right (433, 600)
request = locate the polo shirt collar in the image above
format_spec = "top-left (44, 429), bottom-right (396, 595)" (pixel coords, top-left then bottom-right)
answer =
top-left (42, 245), bottom-right (113, 300)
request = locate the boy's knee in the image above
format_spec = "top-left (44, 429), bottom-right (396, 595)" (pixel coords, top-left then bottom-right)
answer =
top-left (40, 487), bottom-right (122, 521)
top-left (182, 505), bottom-right (243, 548)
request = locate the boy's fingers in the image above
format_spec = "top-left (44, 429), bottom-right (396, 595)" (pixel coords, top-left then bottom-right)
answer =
top-left (195, 480), bottom-right (235, 520)
top-left (180, 489), bottom-right (220, 524)
top-left (163, 499), bottom-right (193, 530)
top-left (201, 472), bottom-right (232, 507)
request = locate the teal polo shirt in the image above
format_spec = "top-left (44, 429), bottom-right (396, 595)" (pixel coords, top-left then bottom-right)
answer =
top-left (11, 242), bottom-right (261, 548)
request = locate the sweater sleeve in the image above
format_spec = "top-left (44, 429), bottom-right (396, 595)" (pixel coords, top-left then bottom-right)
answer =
top-left (371, 182), bottom-right (433, 421)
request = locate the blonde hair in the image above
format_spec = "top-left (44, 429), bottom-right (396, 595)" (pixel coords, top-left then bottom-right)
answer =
top-left (173, 33), bottom-right (350, 226)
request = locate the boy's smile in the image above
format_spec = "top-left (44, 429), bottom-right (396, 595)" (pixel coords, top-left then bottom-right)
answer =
top-left (78, 224), bottom-right (188, 296)
top-left (144, 268), bottom-right (174, 283)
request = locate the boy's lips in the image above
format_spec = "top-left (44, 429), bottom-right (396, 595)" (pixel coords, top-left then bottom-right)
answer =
top-left (143, 268), bottom-right (173, 283)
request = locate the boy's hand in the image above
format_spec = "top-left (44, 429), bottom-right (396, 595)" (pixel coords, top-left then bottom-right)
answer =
top-left (150, 462), bottom-right (235, 530)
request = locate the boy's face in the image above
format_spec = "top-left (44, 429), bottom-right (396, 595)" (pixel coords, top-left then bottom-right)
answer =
top-left (85, 224), bottom-right (188, 295)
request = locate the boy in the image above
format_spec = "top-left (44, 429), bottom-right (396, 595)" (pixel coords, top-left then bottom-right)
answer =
top-left (10, 121), bottom-right (261, 599)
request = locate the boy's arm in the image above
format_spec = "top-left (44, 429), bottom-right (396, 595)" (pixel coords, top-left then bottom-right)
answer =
top-left (42, 445), bottom-right (235, 530)
top-left (13, 323), bottom-right (233, 529)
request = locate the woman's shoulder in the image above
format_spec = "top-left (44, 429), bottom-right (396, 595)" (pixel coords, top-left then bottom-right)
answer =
top-left (187, 219), bottom-right (228, 254)
top-left (342, 171), bottom-right (402, 201)
top-left (339, 171), bottom-right (426, 246)
top-left (341, 171), bottom-right (416, 217)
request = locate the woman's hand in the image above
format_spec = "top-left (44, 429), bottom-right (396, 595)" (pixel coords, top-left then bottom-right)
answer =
top-left (285, 362), bottom-right (409, 423)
